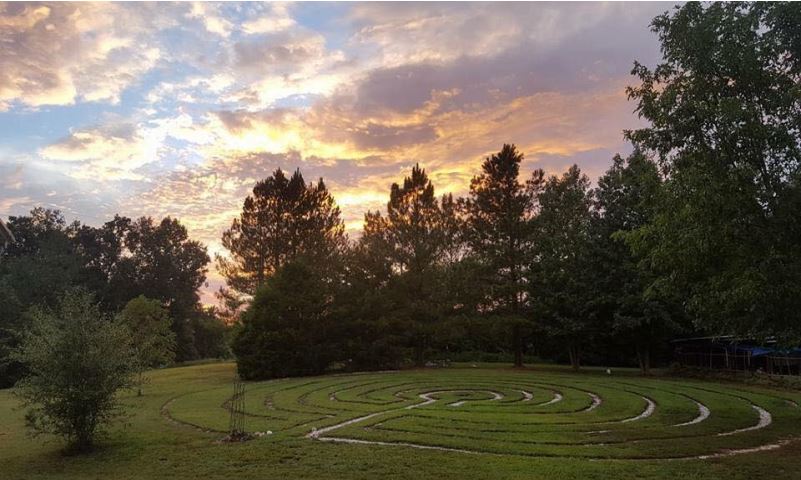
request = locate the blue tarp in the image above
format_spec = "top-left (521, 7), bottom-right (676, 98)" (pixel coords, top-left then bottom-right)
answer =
top-left (728, 345), bottom-right (774, 357)
top-left (728, 346), bottom-right (801, 357)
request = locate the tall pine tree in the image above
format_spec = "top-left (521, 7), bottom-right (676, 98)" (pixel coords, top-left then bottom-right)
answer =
top-left (360, 165), bottom-right (462, 365)
top-left (463, 145), bottom-right (539, 367)
top-left (530, 165), bottom-right (595, 370)
top-left (217, 169), bottom-right (346, 298)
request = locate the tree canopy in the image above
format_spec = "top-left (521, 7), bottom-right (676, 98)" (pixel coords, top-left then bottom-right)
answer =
top-left (462, 144), bottom-right (540, 366)
top-left (217, 168), bottom-right (346, 298)
top-left (118, 296), bottom-right (176, 395)
top-left (626, 1), bottom-right (801, 344)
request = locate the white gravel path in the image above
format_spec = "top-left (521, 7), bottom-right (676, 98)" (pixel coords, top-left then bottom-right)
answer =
top-left (717, 405), bottom-right (772, 436)
top-left (619, 397), bottom-right (656, 423)
top-left (536, 392), bottom-right (563, 406)
top-left (581, 393), bottom-right (602, 412)
top-left (673, 401), bottom-right (710, 427)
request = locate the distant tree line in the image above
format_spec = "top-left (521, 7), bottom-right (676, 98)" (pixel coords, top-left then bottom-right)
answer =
top-left (226, 148), bottom-right (676, 378)
top-left (229, 2), bottom-right (801, 379)
top-left (0, 209), bottom-right (230, 388)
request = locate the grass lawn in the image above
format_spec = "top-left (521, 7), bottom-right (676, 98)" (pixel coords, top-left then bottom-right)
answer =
top-left (2, 362), bottom-right (801, 479)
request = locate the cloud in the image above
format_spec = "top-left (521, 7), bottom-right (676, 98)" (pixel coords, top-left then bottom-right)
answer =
top-left (39, 123), bottom-right (153, 179)
top-left (348, 123), bottom-right (438, 150)
top-left (0, 2), bottom-right (169, 109)
top-left (348, 2), bottom-right (665, 67)
top-left (242, 2), bottom-right (296, 34)
top-left (2, 1), bottom-right (674, 306)
top-left (234, 33), bottom-right (327, 70)
top-left (37, 112), bottom-right (216, 180)
top-left (186, 2), bottom-right (232, 38)
top-left (0, 157), bottom-right (123, 222)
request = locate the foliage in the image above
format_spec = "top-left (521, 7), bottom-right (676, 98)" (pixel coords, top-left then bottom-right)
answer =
top-left (217, 168), bottom-right (346, 298)
top-left (233, 260), bottom-right (335, 379)
top-left (529, 165), bottom-right (597, 370)
top-left (593, 152), bottom-right (681, 374)
top-left (626, 2), bottom-right (801, 344)
top-left (359, 165), bottom-right (463, 365)
top-left (0, 209), bottom-right (213, 388)
top-left (118, 296), bottom-right (176, 395)
top-left (0, 277), bottom-right (24, 387)
top-left (462, 144), bottom-right (541, 366)
top-left (191, 308), bottom-right (233, 360)
top-left (13, 289), bottom-right (137, 453)
top-left (0, 209), bottom-right (88, 387)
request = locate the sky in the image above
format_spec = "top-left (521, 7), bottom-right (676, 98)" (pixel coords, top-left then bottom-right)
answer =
top-left (0, 1), bottom-right (673, 304)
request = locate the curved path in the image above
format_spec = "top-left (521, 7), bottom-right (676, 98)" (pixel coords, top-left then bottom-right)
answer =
top-left (163, 370), bottom-right (801, 461)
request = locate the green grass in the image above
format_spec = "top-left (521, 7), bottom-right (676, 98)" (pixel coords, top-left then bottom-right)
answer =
top-left (2, 362), bottom-right (801, 479)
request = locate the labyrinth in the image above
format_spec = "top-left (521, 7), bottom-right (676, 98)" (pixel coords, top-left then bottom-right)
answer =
top-left (164, 368), bottom-right (801, 460)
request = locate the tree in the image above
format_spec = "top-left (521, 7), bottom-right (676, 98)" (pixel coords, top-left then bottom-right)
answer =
top-left (594, 151), bottom-right (679, 374)
top-left (360, 165), bottom-right (463, 364)
top-left (123, 217), bottom-right (209, 360)
top-left (217, 169), bottom-right (346, 298)
top-left (626, 2), bottom-right (801, 343)
top-left (462, 145), bottom-right (540, 367)
top-left (233, 260), bottom-right (335, 379)
top-left (70, 215), bottom-right (132, 311)
top-left (118, 296), bottom-right (176, 395)
top-left (0, 209), bottom-right (86, 387)
top-left (191, 307), bottom-right (232, 360)
top-left (0, 277), bottom-right (24, 387)
top-left (333, 244), bottom-right (406, 371)
top-left (1, 209), bottom-right (85, 309)
top-left (13, 289), bottom-right (137, 453)
top-left (70, 215), bottom-right (210, 361)
top-left (530, 165), bottom-right (596, 370)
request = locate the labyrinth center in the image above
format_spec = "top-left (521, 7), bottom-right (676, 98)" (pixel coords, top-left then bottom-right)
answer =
top-left (164, 369), bottom-right (801, 460)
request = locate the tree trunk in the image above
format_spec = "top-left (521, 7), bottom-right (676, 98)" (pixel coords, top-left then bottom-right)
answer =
top-left (73, 424), bottom-right (94, 453)
top-left (414, 338), bottom-right (425, 367)
top-left (636, 344), bottom-right (651, 376)
top-left (513, 325), bottom-right (523, 367)
top-left (568, 344), bottom-right (581, 371)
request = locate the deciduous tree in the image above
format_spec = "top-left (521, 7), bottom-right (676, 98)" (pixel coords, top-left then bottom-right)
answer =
top-left (530, 165), bottom-right (596, 370)
top-left (626, 2), bottom-right (801, 343)
top-left (118, 296), bottom-right (176, 395)
top-left (14, 289), bottom-right (137, 453)
top-left (594, 152), bottom-right (679, 374)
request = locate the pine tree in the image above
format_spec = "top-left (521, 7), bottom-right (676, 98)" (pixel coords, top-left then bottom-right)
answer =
top-left (360, 165), bottom-right (462, 365)
top-left (530, 165), bottom-right (595, 370)
top-left (462, 145), bottom-right (539, 367)
top-left (217, 169), bottom-right (346, 297)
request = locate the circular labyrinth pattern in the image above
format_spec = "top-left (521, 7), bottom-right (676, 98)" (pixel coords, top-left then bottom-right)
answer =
top-left (163, 369), bottom-right (801, 460)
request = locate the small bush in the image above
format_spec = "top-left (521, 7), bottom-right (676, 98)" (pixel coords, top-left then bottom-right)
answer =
top-left (14, 289), bottom-right (138, 453)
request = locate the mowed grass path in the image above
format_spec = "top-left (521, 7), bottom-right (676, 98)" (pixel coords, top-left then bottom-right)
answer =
top-left (2, 363), bottom-right (801, 479)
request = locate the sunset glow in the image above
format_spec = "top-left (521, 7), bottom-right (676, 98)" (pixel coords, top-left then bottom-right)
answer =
top-left (0, 1), bottom-right (670, 304)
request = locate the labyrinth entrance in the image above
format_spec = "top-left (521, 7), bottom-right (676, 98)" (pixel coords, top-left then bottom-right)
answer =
top-left (164, 369), bottom-right (801, 460)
